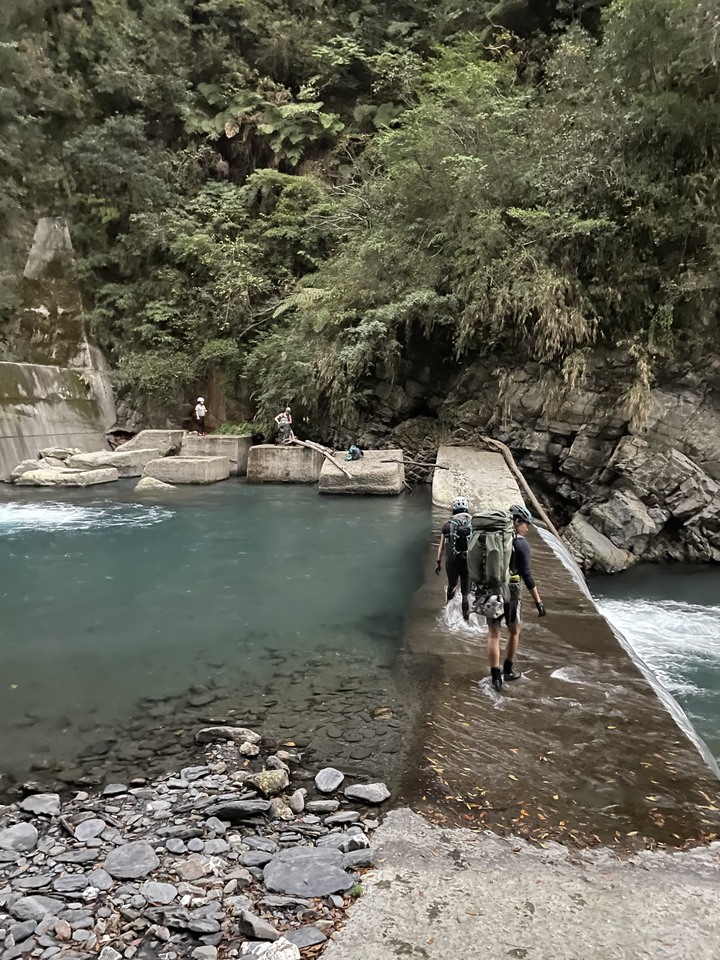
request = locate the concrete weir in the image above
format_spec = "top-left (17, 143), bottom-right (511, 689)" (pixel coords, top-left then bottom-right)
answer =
top-left (401, 444), bottom-right (720, 847)
top-left (319, 448), bottom-right (406, 495)
top-left (247, 444), bottom-right (324, 483)
top-left (181, 434), bottom-right (252, 475)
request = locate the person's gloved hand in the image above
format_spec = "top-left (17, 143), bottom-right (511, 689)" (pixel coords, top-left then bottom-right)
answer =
top-left (536, 600), bottom-right (547, 617)
top-left (435, 560), bottom-right (442, 576)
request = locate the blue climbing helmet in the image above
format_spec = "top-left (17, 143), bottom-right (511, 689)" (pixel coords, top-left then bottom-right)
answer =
top-left (510, 503), bottom-right (533, 524)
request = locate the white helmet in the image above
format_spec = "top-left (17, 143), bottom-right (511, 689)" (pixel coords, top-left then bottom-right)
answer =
top-left (197, 397), bottom-right (205, 403)
top-left (452, 496), bottom-right (469, 512)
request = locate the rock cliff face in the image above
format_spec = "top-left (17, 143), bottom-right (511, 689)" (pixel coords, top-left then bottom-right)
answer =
top-left (356, 351), bottom-right (720, 573)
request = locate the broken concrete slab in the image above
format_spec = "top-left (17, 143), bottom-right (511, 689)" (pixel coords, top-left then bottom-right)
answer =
top-left (121, 430), bottom-right (183, 456)
top-left (66, 448), bottom-right (160, 478)
top-left (143, 456), bottom-right (230, 484)
top-left (14, 467), bottom-right (119, 487)
top-left (319, 449), bottom-right (405, 495)
top-left (181, 435), bottom-right (252, 475)
top-left (247, 445), bottom-right (323, 483)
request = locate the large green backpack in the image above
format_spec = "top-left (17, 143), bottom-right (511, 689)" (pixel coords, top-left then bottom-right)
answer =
top-left (467, 510), bottom-right (514, 600)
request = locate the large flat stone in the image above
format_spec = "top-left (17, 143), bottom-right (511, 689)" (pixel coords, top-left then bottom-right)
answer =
top-left (66, 448), bottom-right (160, 477)
top-left (181, 435), bottom-right (252, 475)
top-left (319, 449), bottom-right (405, 495)
top-left (14, 467), bottom-right (119, 487)
top-left (121, 430), bottom-right (183, 456)
top-left (247, 445), bottom-right (323, 483)
top-left (263, 847), bottom-right (356, 897)
top-left (143, 456), bottom-right (230, 484)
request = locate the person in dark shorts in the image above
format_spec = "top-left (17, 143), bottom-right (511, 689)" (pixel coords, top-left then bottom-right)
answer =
top-left (436, 496), bottom-right (473, 622)
top-left (487, 503), bottom-right (546, 692)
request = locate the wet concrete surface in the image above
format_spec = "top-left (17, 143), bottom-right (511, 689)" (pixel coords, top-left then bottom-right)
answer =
top-left (399, 515), bottom-right (720, 849)
top-left (323, 808), bottom-right (720, 960)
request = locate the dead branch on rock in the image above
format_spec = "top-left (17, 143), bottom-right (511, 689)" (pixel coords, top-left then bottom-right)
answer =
top-left (290, 438), bottom-right (352, 478)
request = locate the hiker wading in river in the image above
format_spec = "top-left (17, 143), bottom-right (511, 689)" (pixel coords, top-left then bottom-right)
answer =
top-left (436, 496), bottom-right (473, 623)
top-left (479, 504), bottom-right (546, 692)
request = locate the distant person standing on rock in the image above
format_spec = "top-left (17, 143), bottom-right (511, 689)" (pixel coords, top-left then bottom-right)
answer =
top-left (194, 397), bottom-right (207, 436)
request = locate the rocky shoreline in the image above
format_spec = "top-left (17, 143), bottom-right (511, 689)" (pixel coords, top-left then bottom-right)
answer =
top-left (0, 722), bottom-right (390, 960)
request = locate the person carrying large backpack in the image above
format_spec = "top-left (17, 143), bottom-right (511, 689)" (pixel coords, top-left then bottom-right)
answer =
top-left (469, 503), bottom-right (546, 692)
top-left (435, 496), bottom-right (473, 622)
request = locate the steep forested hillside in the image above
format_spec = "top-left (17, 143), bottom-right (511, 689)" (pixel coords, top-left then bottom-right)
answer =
top-left (1, 0), bottom-right (718, 432)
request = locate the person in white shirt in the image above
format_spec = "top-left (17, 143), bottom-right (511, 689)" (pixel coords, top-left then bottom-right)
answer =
top-left (194, 397), bottom-right (207, 435)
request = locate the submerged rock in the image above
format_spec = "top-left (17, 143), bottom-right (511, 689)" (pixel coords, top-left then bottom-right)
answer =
top-left (135, 476), bottom-right (175, 492)
top-left (195, 726), bottom-right (262, 745)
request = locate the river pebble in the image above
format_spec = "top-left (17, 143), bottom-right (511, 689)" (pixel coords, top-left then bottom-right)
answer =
top-left (0, 714), bottom-right (388, 959)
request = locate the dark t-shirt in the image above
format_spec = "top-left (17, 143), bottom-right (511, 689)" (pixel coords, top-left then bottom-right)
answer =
top-left (511, 536), bottom-right (535, 590)
top-left (442, 513), bottom-right (471, 560)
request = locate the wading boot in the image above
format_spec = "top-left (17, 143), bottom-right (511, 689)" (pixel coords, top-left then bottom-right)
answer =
top-left (503, 659), bottom-right (522, 681)
top-left (491, 667), bottom-right (503, 692)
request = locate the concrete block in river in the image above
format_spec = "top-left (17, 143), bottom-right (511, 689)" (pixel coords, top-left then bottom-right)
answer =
top-left (66, 447), bottom-right (160, 477)
top-left (121, 429), bottom-right (183, 456)
top-left (15, 466), bottom-right (119, 486)
top-left (319, 448), bottom-right (405, 495)
top-left (181, 434), bottom-right (252, 475)
top-left (432, 445), bottom-right (521, 511)
top-left (143, 456), bottom-right (230, 484)
top-left (247, 445), bottom-right (323, 483)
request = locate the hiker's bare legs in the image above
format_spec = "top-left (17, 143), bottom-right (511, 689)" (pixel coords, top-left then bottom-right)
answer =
top-left (504, 623), bottom-right (521, 664)
top-left (487, 620), bottom-right (502, 669)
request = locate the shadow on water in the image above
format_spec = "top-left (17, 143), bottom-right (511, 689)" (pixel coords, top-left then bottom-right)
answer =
top-left (397, 512), bottom-right (720, 849)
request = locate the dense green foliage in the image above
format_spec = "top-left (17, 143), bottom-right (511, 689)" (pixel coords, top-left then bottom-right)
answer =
top-left (1, 0), bottom-right (718, 428)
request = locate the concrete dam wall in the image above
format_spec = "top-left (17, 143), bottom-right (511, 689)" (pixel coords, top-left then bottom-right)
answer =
top-left (0, 362), bottom-right (111, 479)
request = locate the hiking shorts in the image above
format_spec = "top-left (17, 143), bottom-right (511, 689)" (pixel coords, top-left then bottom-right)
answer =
top-left (486, 599), bottom-right (521, 627)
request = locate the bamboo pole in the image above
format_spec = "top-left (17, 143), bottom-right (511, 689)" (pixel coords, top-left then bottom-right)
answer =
top-left (290, 438), bottom-right (353, 479)
top-left (479, 435), bottom-right (563, 541)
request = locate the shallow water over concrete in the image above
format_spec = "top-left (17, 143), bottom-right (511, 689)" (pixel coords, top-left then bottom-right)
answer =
top-left (400, 513), bottom-right (720, 848)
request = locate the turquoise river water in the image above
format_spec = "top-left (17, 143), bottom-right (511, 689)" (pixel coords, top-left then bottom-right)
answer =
top-left (0, 483), bottom-right (430, 793)
top-left (1, 482), bottom-right (719, 805)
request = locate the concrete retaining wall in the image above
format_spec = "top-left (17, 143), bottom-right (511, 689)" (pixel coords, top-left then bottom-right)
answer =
top-left (180, 435), bottom-right (252, 476)
top-left (0, 362), bottom-right (109, 480)
top-left (319, 448), bottom-right (406, 495)
top-left (143, 456), bottom-right (230, 484)
top-left (247, 445), bottom-right (324, 483)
